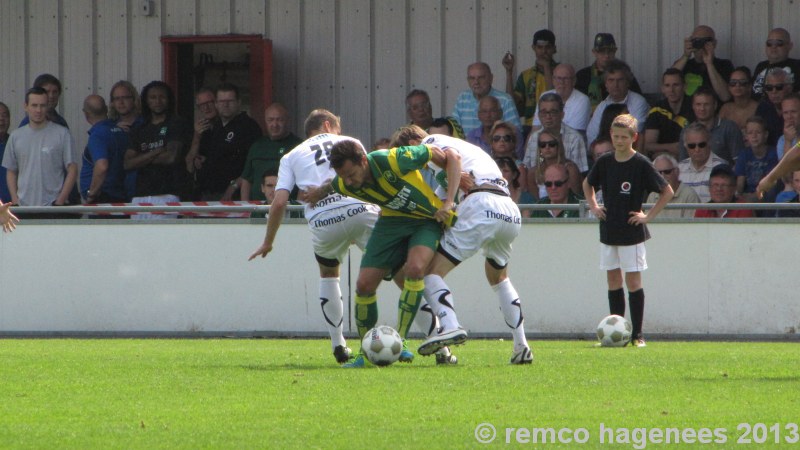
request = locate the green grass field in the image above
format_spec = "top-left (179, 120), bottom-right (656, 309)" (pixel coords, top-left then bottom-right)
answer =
top-left (0, 339), bottom-right (797, 449)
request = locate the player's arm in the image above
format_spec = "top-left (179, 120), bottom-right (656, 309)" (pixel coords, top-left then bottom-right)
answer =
top-left (0, 201), bottom-right (19, 233)
top-left (6, 170), bottom-right (20, 205)
top-left (85, 158), bottom-right (109, 203)
top-left (124, 147), bottom-right (164, 170)
top-left (429, 145), bottom-right (461, 222)
top-left (757, 141), bottom-right (800, 198)
top-left (632, 183), bottom-right (674, 225)
top-left (582, 177), bottom-right (605, 220)
top-left (55, 163), bottom-right (77, 206)
top-left (304, 179), bottom-right (335, 206)
top-left (248, 188), bottom-right (290, 260)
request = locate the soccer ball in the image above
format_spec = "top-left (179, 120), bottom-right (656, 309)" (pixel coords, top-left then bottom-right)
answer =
top-left (362, 326), bottom-right (403, 366)
top-left (596, 314), bottom-right (632, 347)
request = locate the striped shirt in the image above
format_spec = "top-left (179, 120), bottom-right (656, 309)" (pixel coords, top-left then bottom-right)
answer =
top-left (451, 88), bottom-right (522, 134)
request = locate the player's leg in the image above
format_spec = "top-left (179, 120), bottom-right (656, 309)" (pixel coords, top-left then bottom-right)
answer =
top-left (315, 257), bottom-right (350, 363)
top-left (417, 252), bottom-right (468, 356)
top-left (621, 243), bottom-right (647, 347)
top-left (486, 259), bottom-right (531, 365)
top-left (602, 244), bottom-right (626, 317)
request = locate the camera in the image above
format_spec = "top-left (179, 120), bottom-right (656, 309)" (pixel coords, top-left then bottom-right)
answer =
top-left (691, 37), bottom-right (712, 49)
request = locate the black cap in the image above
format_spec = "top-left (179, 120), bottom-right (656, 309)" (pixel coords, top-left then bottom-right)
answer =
top-left (533, 29), bottom-right (556, 46)
top-left (593, 33), bottom-right (617, 50)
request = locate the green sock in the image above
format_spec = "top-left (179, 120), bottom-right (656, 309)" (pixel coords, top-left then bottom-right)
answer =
top-left (396, 278), bottom-right (425, 339)
top-left (355, 293), bottom-right (378, 339)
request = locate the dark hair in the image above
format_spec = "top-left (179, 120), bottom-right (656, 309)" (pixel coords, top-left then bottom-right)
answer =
top-left (494, 157), bottom-right (520, 189)
top-left (33, 73), bottom-right (62, 92)
top-left (25, 87), bottom-right (48, 104)
top-left (709, 164), bottom-right (736, 183)
top-left (731, 66), bottom-right (752, 82)
top-left (140, 81), bottom-right (175, 118)
top-left (538, 92), bottom-right (564, 111)
top-left (692, 86), bottom-right (717, 104)
top-left (260, 168), bottom-right (279, 183)
top-left (662, 67), bottom-right (683, 81)
top-left (429, 117), bottom-right (454, 135)
top-left (330, 139), bottom-right (366, 170)
top-left (602, 59), bottom-right (633, 83)
top-left (215, 82), bottom-right (239, 99)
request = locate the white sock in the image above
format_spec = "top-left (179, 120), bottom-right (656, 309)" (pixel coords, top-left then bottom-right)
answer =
top-left (423, 274), bottom-right (461, 331)
top-left (414, 302), bottom-right (439, 337)
top-left (319, 277), bottom-right (346, 349)
top-left (492, 278), bottom-right (528, 350)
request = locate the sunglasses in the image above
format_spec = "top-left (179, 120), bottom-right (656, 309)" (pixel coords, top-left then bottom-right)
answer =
top-left (538, 140), bottom-right (558, 148)
top-left (686, 142), bottom-right (708, 149)
top-left (544, 179), bottom-right (568, 188)
top-left (658, 168), bottom-right (675, 175)
top-left (492, 134), bottom-right (513, 143)
top-left (728, 79), bottom-right (749, 87)
top-left (766, 39), bottom-right (786, 48)
top-left (764, 84), bottom-right (786, 92)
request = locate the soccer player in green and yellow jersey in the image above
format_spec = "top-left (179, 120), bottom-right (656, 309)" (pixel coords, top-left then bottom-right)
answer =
top-left (307, 140), bottom-right (461, 367)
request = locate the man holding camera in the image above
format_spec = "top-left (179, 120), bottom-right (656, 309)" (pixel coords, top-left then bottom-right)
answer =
top-left (672, 25), bottom-right (734, 103)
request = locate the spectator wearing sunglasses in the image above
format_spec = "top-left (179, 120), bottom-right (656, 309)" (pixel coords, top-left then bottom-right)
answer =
top-left (528, 131), bottom-right (581, 201)
top-left (719, 67), bottom-right (759, 132)
top-left (678, 87), bottom-right (745, 164)
top-left (678, 122), bottom-right (728, 202)
top-left (752, 28), bottom-right (800, 98)
top-left (754, 68), bottom-right (794, 146)
top-left (523, 92), bottom-right (588, 175)
top-left (646, 154), bottom-right (700, 218)
top-left (531, 163), bottom-right (583, 218)
top-left (489, 121), bottom-right (528, 195)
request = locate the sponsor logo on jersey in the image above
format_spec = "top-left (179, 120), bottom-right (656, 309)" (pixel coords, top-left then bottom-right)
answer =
top-left (385, 186), bottom-right (413, 211)
top-left (620, 181), bottom-right (632, 194)
top-left (159, 127), bottom-right (168, 136)
top-left (225, 131), bottom-right (234, 143)
top-left (383, 171), bottom-right (397, 183)
top-left (313, 214), bottom-right (346, 228)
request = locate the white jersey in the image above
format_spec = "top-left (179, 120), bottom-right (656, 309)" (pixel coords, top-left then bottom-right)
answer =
top-left (421, 134), bottom-right (509, 196)
top-left (276, 133), bottom-right (366, 219)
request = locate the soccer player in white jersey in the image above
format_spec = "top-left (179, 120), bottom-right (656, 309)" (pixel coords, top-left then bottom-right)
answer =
top-left (249, 109), bottom-right (380, 364)
top-left (391, 125), bottom-right (533, 364)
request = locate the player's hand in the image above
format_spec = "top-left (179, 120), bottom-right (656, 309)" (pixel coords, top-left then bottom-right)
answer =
top-left (458, 172), bottom-right (475, 192)
top-left (589, 204), bottom-right (606, 220)
top-left (755, 177), bottom-right (777, 200)
top-left (502, 52), bottom-right (514, 72)
top-left (628, 210), bottom-right (648, 225)
top-left (248, 242), bottom-right (273, 260)
top-left (295, 190), bottom-right (308, 203)
top-left (434, 200), bottom-right (455, 224)
top-left (0, 203), bottom-right (19, 233)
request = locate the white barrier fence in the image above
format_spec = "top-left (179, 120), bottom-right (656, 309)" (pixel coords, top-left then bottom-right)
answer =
top-left (0, 215), bottom-right (798, 339)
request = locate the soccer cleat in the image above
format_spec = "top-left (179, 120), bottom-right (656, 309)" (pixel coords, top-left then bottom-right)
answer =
top-left (633, 337), bottom-right (647, 348)
top-left (435, 346), bottom-right (458, 365)
top-left (418, 327), bottom-right (468, 356)
top-left (399, 340), bottom-right (414, 363)
top-left (333, 345), bottom-right (352, 364)
top-left (341, 353), bottom-right (366, 368)
top-left (510, 346), bottom-right (533, 365)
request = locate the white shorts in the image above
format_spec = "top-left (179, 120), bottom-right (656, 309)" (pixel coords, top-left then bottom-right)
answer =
top-left (599, 243), bottom-right (647, 272)
top-left (439, 191), bottom-right (521, 266)
top-left (308, 203), bottom-right (380, 263)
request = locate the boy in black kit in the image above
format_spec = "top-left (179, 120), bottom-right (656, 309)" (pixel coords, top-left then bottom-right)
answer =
top-left (583, 114), bottom-right (674, 347)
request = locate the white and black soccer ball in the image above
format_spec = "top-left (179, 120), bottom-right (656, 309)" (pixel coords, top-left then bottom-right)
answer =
top-left (362, 325), bottom-right (403, 366)
top-left (596, 314), bottom-right (632, 347)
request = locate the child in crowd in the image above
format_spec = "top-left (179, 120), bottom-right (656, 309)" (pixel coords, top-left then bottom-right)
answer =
top-left (583, 114), bottom-right (673, 347)
top-left (735, 116), bottom-right (778, 202)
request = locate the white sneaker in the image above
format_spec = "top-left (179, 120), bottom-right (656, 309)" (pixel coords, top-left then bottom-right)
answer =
top-left (418, 327), bottom-right (468, 356)
top-left (435, 346), bottom-right (458, 365)
top-left (510, 346), bottom-right (533, 364)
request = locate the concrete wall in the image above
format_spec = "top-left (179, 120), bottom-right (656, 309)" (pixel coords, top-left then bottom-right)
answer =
top-left (1, 220), bottom-right (798, 338)
top-left (2, 0), bottom-right (799, 151)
